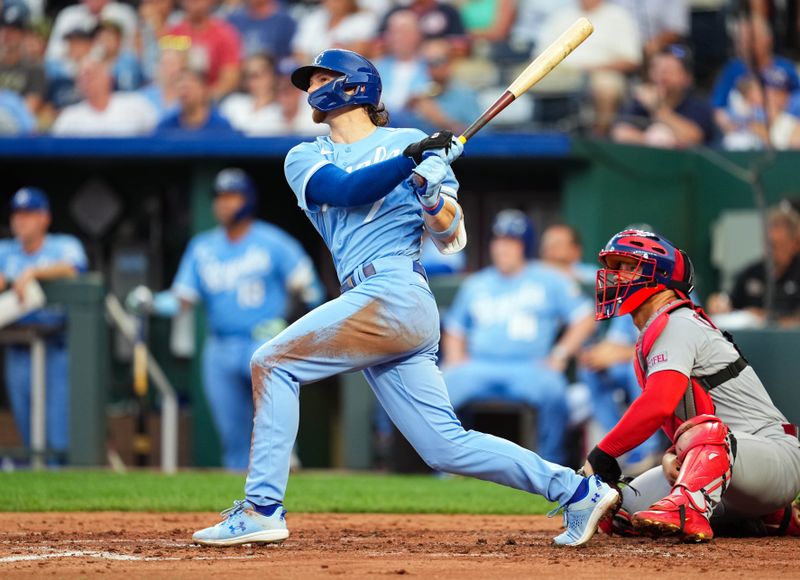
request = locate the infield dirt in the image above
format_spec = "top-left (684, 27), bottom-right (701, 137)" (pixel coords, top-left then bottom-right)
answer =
top-left (0, 512), bottom-right (795, 579)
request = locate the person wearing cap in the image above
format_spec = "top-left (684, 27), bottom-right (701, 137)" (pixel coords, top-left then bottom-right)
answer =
top-left (155, 66), bottom-right (237, 133)
top-left (94, 18), bottom-right (144, 92)
top-left (0, 188), bottom-right (88, 463)
top-left (441, 210), bottom-right (596, 464)
top-left (46, 0), bottom-right (138, 67)
top-left (51, 57), bottom-right (158, 136)
top-left (0, 2), bottom-right (46, 120)
top-left (720, 73), bottom-right (800, 151)
top-left (127, 168), bottom-right (324, 470)
top-left (712, 16), bottom-right (800, 137)
top-left (44, 22), bottom-right (98, 111)
top-left (612, 44), bottom-right (714, 148)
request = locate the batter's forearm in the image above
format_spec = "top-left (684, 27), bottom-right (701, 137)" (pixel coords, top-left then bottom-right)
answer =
top-left (423, 196), bottom-right (467, 254)
top-left (423, 196), bottom-right (459, 242)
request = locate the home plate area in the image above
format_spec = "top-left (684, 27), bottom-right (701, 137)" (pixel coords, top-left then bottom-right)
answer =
top-left (0, 513), bottom-right (796, 579)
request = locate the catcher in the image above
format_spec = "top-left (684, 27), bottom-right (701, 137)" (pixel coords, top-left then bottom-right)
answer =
top-left (582, 229), bottom-right (800, 542)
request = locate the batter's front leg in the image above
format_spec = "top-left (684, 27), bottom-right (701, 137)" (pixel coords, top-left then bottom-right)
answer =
top-left (365, 350), bottom-right (584, 505)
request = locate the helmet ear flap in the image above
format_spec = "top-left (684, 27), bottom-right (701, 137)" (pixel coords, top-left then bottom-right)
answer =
top-left (678, 249), bottom-right (695, 293)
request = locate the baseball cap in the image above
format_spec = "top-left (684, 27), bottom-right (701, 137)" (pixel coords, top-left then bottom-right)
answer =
top-left (64, 22), bottom-right (98, 40)
top-left (761, 67), bottom-right (793, 91)
top-left (1, 1), bottom-right (30, 29)
top-left (11, 187), bottom-right (50, 212)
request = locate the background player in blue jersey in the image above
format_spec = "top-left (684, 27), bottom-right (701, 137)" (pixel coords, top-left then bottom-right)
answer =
top-left (129, 168), bottom-right (324, 470)
top-left (443, 210), bottom-right (596, 464)
top-left (0, 187), bottom-right (88, 462)
top-left (192, 49), bottom-right (620, 548)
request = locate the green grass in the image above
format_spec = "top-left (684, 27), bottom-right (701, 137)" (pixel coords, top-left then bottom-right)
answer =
top-left (0, 470), bottom-right (554, 514)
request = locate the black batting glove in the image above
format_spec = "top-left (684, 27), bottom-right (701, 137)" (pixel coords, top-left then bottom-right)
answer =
top-left (587, 446), bottom-right (622, 484)
top-left (403, 130), bottom-right (455, 164)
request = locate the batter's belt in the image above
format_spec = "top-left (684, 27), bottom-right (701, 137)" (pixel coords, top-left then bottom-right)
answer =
top-left (339, 260), bottom-right (427, 294)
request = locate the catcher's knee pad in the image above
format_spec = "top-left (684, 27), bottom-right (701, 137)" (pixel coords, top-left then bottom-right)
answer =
top-left (672, 414), bottom-right (734, 512)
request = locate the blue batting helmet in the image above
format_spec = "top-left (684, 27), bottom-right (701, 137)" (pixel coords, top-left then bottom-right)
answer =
top-left (11, 187), bottom-right (49, 212)
top-left (596, 229), bottom-right (694, 320)
top-left (291, 49), bottom-right (382, 113)
top-left (214, 168), bottom-right (257, 222)
top-left (492, 210), bottom-right (536, 258)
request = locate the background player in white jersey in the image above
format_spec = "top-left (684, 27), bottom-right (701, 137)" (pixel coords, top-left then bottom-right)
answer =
top-left (443, 210), bottom-right (596, 464)
top-left (128, 168), bottom-right (324, 470)
top-left (192, 48), bottom-right (620, 548)
top-left (582, 229), bottom-right (800, 541)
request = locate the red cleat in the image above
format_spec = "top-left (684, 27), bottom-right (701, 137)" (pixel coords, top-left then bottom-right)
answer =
top-left (761, 500), bottom-right (800, 536)
top-left (632, 490), bottom-right (713, 543)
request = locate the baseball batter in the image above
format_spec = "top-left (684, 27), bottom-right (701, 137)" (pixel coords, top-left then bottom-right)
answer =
top-left (130, 168), bottom-right (324, 470)
top-left (192, 49), bottom-right (620, 548)
top-left (583, 229), bottom-right (800, 541)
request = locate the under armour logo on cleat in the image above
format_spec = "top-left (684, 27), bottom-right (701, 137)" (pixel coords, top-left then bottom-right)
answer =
top-left (228, 524), bottom-right (236, 534)
top-left (238, 521), bottom-right (246, 531)
top-left (591, 492), bottom-right (601, 503)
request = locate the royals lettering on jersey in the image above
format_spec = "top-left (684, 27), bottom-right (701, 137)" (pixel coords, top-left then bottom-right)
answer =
top-left (172, 221), bottom-right (321, 336)
top-left (0, 234), bottom-right (88, 326)
top-left (284, 127), bottom-right (459, 282)
top-left (445, 263), bottom-right (592, 361)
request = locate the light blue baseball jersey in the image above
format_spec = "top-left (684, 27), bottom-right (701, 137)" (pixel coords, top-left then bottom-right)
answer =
top-left (605, 314), bottom-right (639, 345)
top-left (445, 262), bottom-right (592, 361)
top-left (284, 126), bottom-right (459, 281)
top-left (172, 220), bottom-right (322, 336)
top-left (0, 234), bottom-right (88, 326)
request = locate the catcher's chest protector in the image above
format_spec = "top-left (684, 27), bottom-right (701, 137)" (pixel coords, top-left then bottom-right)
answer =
top-left (634, 300), bottom-right (716, 441)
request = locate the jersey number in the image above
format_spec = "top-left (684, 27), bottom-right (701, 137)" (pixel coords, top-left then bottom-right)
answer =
top-left (238, 280), bottom-right (265, 308)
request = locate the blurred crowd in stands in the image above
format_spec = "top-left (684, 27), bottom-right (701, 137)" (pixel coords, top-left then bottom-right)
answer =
top-left (0, 0), bottom-right (799, 150)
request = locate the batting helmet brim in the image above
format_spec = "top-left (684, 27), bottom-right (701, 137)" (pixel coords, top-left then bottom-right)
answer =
top-left (291, 65), bottom-right (342, 92)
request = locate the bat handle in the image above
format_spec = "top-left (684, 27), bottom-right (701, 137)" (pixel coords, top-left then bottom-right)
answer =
top-left (457, 135), bottom-right (468, 144)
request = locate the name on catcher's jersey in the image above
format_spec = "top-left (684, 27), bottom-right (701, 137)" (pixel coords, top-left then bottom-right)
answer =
top-left (172, 220), bottom-right (318, 336)
top-left (284, 126), bottom-right (459, 282)
top-left (444, 262), bottom-right (592, 360)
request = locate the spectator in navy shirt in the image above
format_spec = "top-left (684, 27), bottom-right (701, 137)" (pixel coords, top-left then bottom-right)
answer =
top-left (612, 44), bottom-right (713, 148)
top-left (156, 67), bottom-right (237, 133)
top-left (712, 16), bottom-right (800, 136)
top-left (226, 0), bottom-right (295, 62)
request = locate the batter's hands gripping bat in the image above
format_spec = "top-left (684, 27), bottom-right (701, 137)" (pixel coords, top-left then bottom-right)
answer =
top-left (458, 17), bottom-right (594, 143)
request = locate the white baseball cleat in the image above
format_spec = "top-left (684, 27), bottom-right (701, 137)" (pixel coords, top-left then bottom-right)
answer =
top-left (192, 499), bottom-right (289, 546)
top-left (550, 475), bottom-right (620, 547)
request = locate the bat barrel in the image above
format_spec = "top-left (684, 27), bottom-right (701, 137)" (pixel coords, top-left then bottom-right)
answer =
top-left (458, 17), bottom-right (593, 143)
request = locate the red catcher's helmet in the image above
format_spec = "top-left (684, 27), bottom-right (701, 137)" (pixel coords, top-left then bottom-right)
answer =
top-left (596, 230), bottom-right (695, 320)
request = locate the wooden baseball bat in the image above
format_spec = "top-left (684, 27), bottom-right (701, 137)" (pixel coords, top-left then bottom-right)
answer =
top-left (132, 311), bottom-right (150, 466)
top-left (458, 17), bottom-right (594, 143)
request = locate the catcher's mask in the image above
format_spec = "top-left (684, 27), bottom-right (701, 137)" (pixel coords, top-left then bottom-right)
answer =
top-left (596, 229), bottom-right (694, 320)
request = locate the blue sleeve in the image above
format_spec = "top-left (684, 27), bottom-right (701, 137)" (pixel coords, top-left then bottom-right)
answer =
top-left (171, 238), bottom-right (202, 303)
top-left (306, 156), bottom-right (416, 208)
top-left (0, 241), bottom-right (12, 278)
top-left (444, 279), bottom-right (473, 336)
top-left (284, 143), bottom-right (334, 212)
top-left (58, 236), bottom-right (88, 272)
top-left (711, 61), bottom-right (740, 109)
